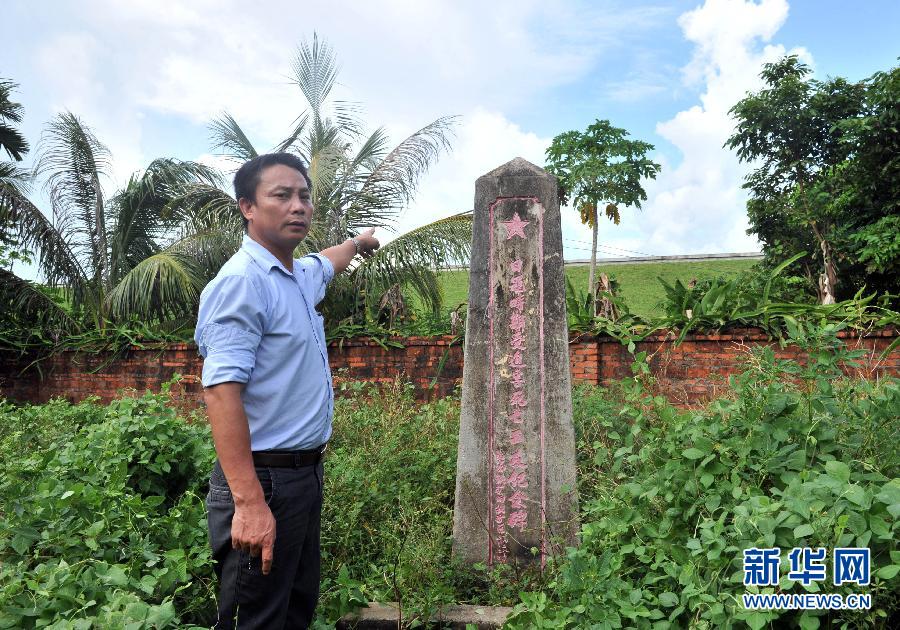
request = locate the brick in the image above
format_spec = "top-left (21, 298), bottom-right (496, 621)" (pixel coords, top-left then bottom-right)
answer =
top-left (1, 329), bottom-right (897, 407)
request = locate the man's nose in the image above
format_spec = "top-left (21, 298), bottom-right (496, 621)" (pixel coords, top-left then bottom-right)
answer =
top-left (290, 196), bottom-right (306, 214)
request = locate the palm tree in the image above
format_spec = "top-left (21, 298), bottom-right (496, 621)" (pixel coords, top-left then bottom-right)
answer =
top-left (1, 78), bottom-right (30, 254)
top-left (0, 78), bottom-right (70, 337)
top-left (0, 111), bottom-right (227, 333)
top-left (190, 34), bottom-right (472, 326)
top-left (0, 78), bottom-right (29, 192)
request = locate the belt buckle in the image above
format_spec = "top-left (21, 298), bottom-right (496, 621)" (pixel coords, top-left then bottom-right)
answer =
top-left (293, 452), bottom-right (303, 468)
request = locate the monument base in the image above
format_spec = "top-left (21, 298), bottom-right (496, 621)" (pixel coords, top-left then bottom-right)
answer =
top-left (336, 602), bottom-right (513, 629)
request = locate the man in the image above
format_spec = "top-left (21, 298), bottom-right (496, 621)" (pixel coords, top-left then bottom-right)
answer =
top-left (195, 153), bottom-right (379, 629)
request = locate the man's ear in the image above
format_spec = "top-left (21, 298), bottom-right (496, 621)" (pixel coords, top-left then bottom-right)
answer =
top-left (238, 197), bottom-right (254, 224)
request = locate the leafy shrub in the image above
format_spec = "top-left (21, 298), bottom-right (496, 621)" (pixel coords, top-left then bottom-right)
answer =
top-left (316, 379), bottom-right (545, 627)
top-left (0, 386), bottom-right (216, 629)
top-left (507, 325), bottom-right (899, 628)
top-left (2, 330), bottom-right (897, 628)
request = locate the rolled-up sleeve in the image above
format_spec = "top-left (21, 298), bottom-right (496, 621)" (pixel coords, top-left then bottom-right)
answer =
top-left (195, 274), bottom-right (266, 387)
top-left (297, 253), bottom-right (335, 304)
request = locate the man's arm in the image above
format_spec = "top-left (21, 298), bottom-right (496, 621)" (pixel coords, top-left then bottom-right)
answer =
top-left (320, 227), bottom-right (380, 275)
top-left (204, 382), bottom-right (276, 575)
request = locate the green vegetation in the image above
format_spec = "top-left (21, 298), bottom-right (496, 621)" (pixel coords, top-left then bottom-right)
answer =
top-left (727, 56), bottom-right (900, 304)
top-left (183, 33), bottom-right (472, 328)
top-left (0, 35), bottom-right (471, 349)
top-left (545, 119), bottom-right (661, 297)
top-left (2, 111), bottom-right (223, 332)
top-left (2, 325), bottom-right (897, 628)
top-left (508, 324), bottom-right (899, 629)
top-left (436, 258), bottom-right (759, 320)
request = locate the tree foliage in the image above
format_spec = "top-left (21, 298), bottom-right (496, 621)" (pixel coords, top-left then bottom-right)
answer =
top-left (727, 55), bottom-right (900, 303)
top-left (0, 78), bottom-right (31, 268)
top-left (1, 111), bottom-right (226, 333)
top-left (193, 33), bottom-right (471, 327)
top-left (545, 120), bottom-right (661, 303)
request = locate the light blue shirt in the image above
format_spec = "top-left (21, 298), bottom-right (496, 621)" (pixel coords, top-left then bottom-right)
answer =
top-left (195, 235), bottom-right (335, 451)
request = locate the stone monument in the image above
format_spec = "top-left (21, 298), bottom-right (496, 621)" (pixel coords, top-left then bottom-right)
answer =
top-left (452, 158), bottom-right (579, 567)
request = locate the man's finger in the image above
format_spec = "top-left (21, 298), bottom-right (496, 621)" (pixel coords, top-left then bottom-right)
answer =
top-left (261, 541), bottom-right (274, 575)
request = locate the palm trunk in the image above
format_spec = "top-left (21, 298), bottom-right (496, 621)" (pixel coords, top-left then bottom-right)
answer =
top-left (588, 204), bottom-right (598, 310)
top-left (810, 221), bottom-right (837, 305)
top-left (92, 173), bottom-right (108, 330)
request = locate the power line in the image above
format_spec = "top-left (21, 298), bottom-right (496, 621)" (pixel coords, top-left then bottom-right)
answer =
top-left (563, 238), bottom-right (654, 257)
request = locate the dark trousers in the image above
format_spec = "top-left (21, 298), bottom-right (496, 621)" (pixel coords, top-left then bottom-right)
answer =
top-left (206, 459), bottom-right (324, 629)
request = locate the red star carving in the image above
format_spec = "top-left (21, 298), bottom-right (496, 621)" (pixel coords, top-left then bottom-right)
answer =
top-left (501, 212), bottom-right (530, 240)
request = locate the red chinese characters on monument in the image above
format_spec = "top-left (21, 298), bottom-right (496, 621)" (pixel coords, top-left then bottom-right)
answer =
top-left (491, 211), bottom-right (533, 561)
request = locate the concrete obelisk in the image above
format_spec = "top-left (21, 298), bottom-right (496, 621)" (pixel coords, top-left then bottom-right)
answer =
top-left (452, 158), bottom-right (579, 567)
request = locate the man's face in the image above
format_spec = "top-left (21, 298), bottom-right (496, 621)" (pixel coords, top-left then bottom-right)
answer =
top-left (239, 163), bottom-right (313, 253)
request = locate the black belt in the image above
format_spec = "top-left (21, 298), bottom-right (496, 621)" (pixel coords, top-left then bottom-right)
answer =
top-left (252, 444), bottom-right (326, 468)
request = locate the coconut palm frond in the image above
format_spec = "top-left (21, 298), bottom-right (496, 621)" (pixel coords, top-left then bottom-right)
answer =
top-left (273, 112), bottom-right (310, 154)
top-left (0, 161), bottom-right (32, 197)
top-left (307, 141), bottom-right (359, 244)
top-left (0, 268), bottom-right (79, 332)
top-left (0, 186), bottom-right (88, 295)
top-left (320, 128), bottom-right (394, 237)
top-left (307, 117), bottom-right (347, 163)
top-left (306, 128), bottom-right (394, 242)
top-left (350, 211), bottom-right (472, 312)
top-left (107, 159), bottom-right (222, 284)
top-left (164, 183), bottom-right (243, 236)
top-left (348, 126), bottom-right (390, 173)
top-left (210, 112), bottom-right (259, 161)
top-left (0, 80), bottom-right (25, 123)
top-left (332, 99), bottom-right (365, 140)
top-left (166, 229), bottom-right (242, 280)
top-left (355, 116), bottom-right (457, 217)
top-left (106, 249), bottom-right (208, 321)
top-left (143, 158), bottom-right (223, 195)
top-left (0, 78), bottom-right (28, 161)
top-left (107, 192), bottom-right (159, 286)
top-left (0, 122), bottom-right (28, 162)
top-left (291, 33), bottom-right (339, 119)
top-left (35, 112), bottom-right (111, 283)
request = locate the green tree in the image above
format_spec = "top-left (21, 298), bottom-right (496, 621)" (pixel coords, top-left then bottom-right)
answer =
top-left (726, 55), bottom-right (873, 303)
top-left (545, 119), bottom-right (661, 305)
top-left (0, 78), bottom-right (31, 269)
top-left (0, 112), bottom-right (226, 332)
top-left (841, 65), bottom-right (900, 290)
top-left (185, 34), bottom-right (471, 326)
top-left (0, 78), bottom-right (29, 187)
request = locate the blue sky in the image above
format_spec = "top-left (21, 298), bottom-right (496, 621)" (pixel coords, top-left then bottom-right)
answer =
top-left (3, 0), bottom-right (898, 274)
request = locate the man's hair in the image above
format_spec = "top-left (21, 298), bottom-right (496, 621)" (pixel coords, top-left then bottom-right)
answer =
top-left (233, 153), bottom-right (312, 230)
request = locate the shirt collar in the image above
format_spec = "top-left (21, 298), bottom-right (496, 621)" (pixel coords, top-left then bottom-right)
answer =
top-left (241, 234), bottom-right (294, 276)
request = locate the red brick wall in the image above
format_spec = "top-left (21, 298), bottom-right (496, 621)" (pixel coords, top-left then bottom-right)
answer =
top-left (590, 328), bottom-right (899, 405)
top-left (1, 329), bottom-right (897, 408)
top-left (0, 344), bottom-right (205, 408)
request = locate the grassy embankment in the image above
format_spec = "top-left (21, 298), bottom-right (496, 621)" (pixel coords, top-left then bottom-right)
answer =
top-left (436, 258), bottom-right (758, 319)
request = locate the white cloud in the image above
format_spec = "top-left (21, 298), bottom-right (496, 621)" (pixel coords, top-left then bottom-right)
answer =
top-left (10, 0), bottom-right (819, 267)
top-left (392, 108), bottom-right (549, 242)
top-left (604, 78), bottom-right (667, 102)
top-left (31, 31), bottom-right (146, 196)
top-left (630, 0), bottom-right (811, 254)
